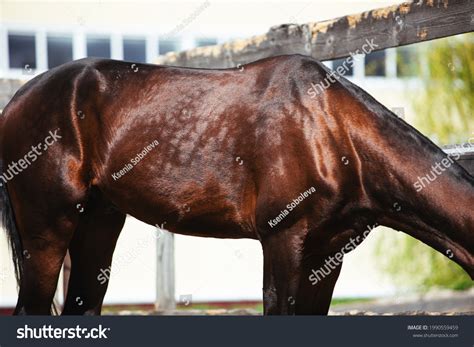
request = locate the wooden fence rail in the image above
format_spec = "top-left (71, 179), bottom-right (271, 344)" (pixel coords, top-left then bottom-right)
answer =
top-left (157, 0), bottom-right (474, 68)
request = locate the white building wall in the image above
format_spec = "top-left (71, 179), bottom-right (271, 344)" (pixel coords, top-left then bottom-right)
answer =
top-left (1, 220), bottom-right (399, 307)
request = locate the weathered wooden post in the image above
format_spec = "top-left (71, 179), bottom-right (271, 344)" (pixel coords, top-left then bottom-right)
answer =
top-left (155, 227), bottom-right (176, 312)
top-left (62, 251), bottom-right (71, 300)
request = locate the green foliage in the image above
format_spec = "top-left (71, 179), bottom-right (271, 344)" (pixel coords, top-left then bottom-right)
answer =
top-left (411, 33), bottom-right (474, 144)
top-left (375, 230), bottom-right (473, 291)
top-left (397, 46), bottom-right (418, 77)
top-left (376, 33), bottom-right (474, 291)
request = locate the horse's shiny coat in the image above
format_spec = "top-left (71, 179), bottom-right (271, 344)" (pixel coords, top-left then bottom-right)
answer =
top-left (1, 55), bottom-right (473, 315)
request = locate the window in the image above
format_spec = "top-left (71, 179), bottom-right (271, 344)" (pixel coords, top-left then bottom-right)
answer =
top-left (47, 35), bottom-right (73, 68)
top-left (195, 38), bottom-right (217, 47)
top-left (158, 40), bottom-right (179, 55)
top-left (8, 34), bottom-right (36, 69)
top-left (87, 37), bottom-right (111, 58)
top-left (123, 38), bottom-right (147, 63)
top-left (331, 58), bottom-right (353, 77)
top-left (397, 47), bottom-right (418, 77)
top-left (365, 50), bottom-right (386, 76)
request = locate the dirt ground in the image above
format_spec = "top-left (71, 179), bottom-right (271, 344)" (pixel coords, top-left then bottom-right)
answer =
top-left (111, 289), bottom-right (474, 316)
top-left (328, 288), bottom-right (474, 316)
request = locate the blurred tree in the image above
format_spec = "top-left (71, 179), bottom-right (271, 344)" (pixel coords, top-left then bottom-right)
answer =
top-left (375, 33), bottom-right (474, 291)
top-left (412, 34), bottom-right (474, 144)
top-left (375, 229), bottom-right (473, 291)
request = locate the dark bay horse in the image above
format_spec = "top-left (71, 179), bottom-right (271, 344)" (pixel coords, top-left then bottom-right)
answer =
top-left (0, 55), bottom-right (473, 315)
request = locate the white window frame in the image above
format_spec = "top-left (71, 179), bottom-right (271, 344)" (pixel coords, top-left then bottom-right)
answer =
top-left (46, 32), bottom-right (75, 70)
top-left (4, 29), bottom-right (39, 78)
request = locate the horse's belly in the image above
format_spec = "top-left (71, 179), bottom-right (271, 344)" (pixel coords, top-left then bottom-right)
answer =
top-left (99, 159), bottom-right (257, 239)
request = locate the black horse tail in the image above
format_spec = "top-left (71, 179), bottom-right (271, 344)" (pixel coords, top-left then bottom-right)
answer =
top-left (0, 159), bottom-right (23, 288)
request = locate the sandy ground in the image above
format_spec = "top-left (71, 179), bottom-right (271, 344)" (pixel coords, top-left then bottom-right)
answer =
top-left (329, 288), bottom-right (474, 316)
top-left (111, 289), bottom-right (474, 316)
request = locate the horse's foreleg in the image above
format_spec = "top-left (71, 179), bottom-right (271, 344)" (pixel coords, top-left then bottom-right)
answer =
top-left (261, 225), bottom-right (307, 315)
top-left (295, 253), bottom-right (342, 315)
top-left (62, 191), bottom-right (125, 315)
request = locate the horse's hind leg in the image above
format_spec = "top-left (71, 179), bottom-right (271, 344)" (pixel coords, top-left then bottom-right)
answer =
top-left (62, 189), bottom-right (125, 315)
top-left (10, 191), bottom-right (82, 315)
top-left (14, 222), bottom-right (75, 315)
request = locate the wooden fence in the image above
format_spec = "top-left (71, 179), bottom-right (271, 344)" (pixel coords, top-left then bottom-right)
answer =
top-left (157, 0), bottom-right (473, 68)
